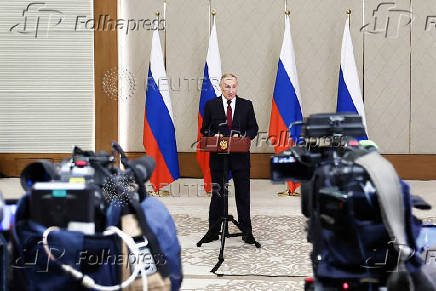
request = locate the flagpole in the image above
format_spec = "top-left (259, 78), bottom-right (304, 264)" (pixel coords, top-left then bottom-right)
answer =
top-left (276, 8), bottom-right (301, 197)
top-left (155, 11), bottom-right (160, 29)
top-left (209, 1), bottom-right (217, 34)
top-left (154, 11), bottom-right (166, 70)
top-left (362, 0), bottom-right (365, 103)
top-left (278, 9), bottom-right (289, 197)
top-left (338, 8), bottom-right (368, 138)
top-left (149, 9), bottom-right (171, 197)
top-left (208, 0), bottom-right (211, 33)
top-left (346, 9), bottom-right (351, 28)
top-left (211, 9), bottom-right (216, 29)
top-left (284, 0), bottom-right (289, 21)
top-left (163, 0), bottom-right (167, 69)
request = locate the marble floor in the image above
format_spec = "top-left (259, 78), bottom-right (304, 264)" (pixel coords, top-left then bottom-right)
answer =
top-left (1, 178), bottom-right (435, 290)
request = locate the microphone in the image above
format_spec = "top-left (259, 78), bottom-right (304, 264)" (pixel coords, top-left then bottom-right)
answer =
top-left (218, 121), bottom-right (230, 136)
top-left (130, 156), bottom-right (156, 183)
top-left (130, 155), bottom-right (155, 201)
top-left (202, 120), bottom-right (214, 137)
top-left (204, 125), bottom-right (214, 137)
top-left (112, 141), bottom-right (130, 167)
top-left (111, 141), bottom-right (156, 200)
top-left (230, 116), bottom-right (244, 137)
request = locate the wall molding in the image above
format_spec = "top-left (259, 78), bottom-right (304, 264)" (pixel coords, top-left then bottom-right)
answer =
top-left (1, 152), bottom-right (435, 180)
top-left (126, 152), bottom-right (436, 180)
top-left (0, 153), bottom-right (70, 177)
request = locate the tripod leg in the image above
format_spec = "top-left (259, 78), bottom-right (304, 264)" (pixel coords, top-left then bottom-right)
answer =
top-left (211, 154), bottom-right (230, 274)
top-left (229, 215), bottom-right (242, 231)
top-left (219, 219), bottom-right (228, 260)
top-left (211, 258), bottom-right (224, 274)
top-left (211, 218), bottom-right (227, 273)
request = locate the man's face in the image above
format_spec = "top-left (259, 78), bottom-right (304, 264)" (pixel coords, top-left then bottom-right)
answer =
top-left (220, 77), bottom-right (238, 100)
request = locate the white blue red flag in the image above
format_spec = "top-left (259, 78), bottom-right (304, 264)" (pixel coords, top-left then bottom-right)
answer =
top-left (269, 14), bottom-right (303, 194)
top-left (337, 16), bottom-right (368, 139)
top-left (143, 30), bottom-right (180, 191)
top-left (197, 18), bottom-right (222, 192)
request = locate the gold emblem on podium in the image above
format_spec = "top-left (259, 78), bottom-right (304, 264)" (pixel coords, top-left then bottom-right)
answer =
top-left (219, 140), bottom-right (228, 150)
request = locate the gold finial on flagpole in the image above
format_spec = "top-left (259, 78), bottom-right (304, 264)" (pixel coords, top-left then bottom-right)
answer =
top-left (285, 10), bottom-right (290, 15)
top-left (156, 11), bottom-right (160, 17)
top-left (211, 9), bottom-right (216, 16)
top-left (346, 9), bottom-right (351, 28)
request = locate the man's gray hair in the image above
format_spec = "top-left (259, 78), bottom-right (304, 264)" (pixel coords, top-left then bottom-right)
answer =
top-left (220, 73), bottom-right (238, 84)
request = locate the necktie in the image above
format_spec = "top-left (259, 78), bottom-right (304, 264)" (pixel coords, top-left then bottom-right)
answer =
top-left (226, 100), bottom-right (232, 129)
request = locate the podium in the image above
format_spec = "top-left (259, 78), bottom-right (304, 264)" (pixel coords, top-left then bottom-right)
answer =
top-left (198, 136), bottom-right (251, 153)
top-left (196, 136), bottom-right (261, 274)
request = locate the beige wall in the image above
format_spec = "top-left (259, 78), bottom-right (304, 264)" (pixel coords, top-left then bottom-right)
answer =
top-left (411, 1), bottom-right (436, 154)
top-left (364, 0), bottom-right (410, 153)
top-left (119, 0), bottom-right (436, 154)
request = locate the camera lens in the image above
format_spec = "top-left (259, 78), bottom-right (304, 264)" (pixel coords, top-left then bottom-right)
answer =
top-left (20, 161), bottom-right (56, 191)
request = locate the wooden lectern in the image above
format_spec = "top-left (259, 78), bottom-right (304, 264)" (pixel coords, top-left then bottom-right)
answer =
top-left (197, 135), bottom-right (261, 274)
top-left (198, 136), bottom-right (251, 153)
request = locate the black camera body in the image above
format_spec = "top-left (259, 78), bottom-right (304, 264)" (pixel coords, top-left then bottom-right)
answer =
top-left (270, 112), bottom-right (366, 183)
top-left (21, 143), bottom-right (155, 233)
top-left (271, 113), bottom-right (376, 233)
top-left (270, 113), bottom-right (399, 288)
top-left (306, 162), bottom-right (374, 231)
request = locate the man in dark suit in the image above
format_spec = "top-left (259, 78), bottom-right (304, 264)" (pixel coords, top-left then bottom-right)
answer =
top-left (200, 73), bottom-right (259, 244)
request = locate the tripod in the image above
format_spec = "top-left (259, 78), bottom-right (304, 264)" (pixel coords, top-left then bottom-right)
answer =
top-left (196, 152), bottom-right (261, 274)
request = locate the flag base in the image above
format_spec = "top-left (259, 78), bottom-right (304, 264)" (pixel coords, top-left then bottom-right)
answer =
top-left (148, 190), bottom-right (171, 197)
top-left (277, 189), bottom-right (301, 197)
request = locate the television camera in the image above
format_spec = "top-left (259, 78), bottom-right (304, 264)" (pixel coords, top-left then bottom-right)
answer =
top-left (20, 142), bottom-right (155, 233)
top-left (12, 142), bottom-right (183, 291)
top-left (271, 113), bottom-right (369, 220)
top-left (270, 113), bottom-right (433, 290)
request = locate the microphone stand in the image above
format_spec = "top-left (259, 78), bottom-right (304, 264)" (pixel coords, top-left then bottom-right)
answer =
top-left (197, 125), bottom-right (260, 275)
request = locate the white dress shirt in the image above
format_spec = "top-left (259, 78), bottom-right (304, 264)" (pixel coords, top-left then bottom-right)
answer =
top-left (221, 95), bottom-right (235, 119)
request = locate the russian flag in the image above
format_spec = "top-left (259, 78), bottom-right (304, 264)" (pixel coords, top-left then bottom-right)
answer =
top-left (196, 18), bottom-right (222, 193)
top-left (337, 16), bottom-right (368, 139)
top-left (143, 29), bottom-right (180, 191)
top-left (269, 14), bottom-right (303, 194)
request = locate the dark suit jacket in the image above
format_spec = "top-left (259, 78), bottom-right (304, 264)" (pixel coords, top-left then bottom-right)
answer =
top-left (201, 96), bottom-right (259, 171)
